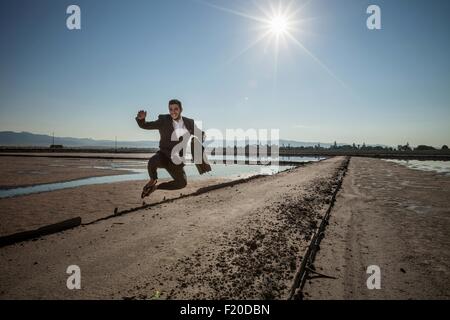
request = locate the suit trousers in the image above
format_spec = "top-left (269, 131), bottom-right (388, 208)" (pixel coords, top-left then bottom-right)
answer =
top-left (147, 151), bottom-right (187, 190)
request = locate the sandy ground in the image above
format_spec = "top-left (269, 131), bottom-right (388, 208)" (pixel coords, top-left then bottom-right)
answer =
top-left (0, 178), bottom-right (228, 236)
top-left (303, 157), bottom-right (450, 299)
top-left (0, 157), bottom-right (346, 299)
top-left (0, 156), bottom-right (133, 189)
top-left (0, 155), bottom-right (229, 236)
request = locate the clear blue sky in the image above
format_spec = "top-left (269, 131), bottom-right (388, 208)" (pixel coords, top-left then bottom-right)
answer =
top-left (0, 0), bottom-right (449, 147)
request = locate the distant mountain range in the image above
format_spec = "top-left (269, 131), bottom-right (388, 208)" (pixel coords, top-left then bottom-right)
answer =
top-left (0, 131), bottom-right (159, 148)
top-left (0, 131), bottom-right (357, 149)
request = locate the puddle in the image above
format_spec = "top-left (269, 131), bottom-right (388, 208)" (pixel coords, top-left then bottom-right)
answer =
top-left (384, 159), bottom-right (450, 175)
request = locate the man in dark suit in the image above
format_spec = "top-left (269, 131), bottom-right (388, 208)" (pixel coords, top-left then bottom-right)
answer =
top-left (136, 99), bottom-right (210, 198)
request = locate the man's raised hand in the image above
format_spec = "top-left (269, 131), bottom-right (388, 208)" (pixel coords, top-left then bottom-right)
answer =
top-left (137, 110), bottom-right (147, 120)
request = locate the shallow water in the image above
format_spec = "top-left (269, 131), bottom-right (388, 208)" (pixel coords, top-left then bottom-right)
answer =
top-left (384, 159), bottom-right (450, 175)
top-left (0, 156), bottom-right (326, 199)
top-left (0, 163), bottom-right (292, 199)
top-left (207, 155), bottom-right (325, 163)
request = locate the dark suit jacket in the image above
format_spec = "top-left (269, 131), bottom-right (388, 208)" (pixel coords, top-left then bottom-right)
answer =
top-left (136, 114), bottom-right (211, 174)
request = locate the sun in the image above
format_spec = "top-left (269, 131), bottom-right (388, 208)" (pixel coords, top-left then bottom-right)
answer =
top-left (197, 0), bottom-right (346, 88)
top-left (269, 15), bottom-right (289, 35)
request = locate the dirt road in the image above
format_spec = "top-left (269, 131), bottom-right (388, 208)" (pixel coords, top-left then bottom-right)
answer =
top-left (0, 157), bottom-right (347, 299)
top-left (303, 157), bottom-right (450, 299)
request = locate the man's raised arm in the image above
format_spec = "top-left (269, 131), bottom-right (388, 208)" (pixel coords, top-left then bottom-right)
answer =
top-left (135, 110), bottom-right (161, 130)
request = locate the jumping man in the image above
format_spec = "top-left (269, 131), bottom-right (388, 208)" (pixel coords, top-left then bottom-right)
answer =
top-left (136, 99), bottom-right (210, 198)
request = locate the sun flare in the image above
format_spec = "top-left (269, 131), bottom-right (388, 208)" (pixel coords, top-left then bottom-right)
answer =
top-left (269, 15), bottom-right (289, 35)
top-left (198, 0), bottom-right (346, 88)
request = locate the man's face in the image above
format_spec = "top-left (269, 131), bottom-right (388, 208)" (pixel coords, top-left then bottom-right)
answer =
top-left (169, 104), bottom-right (181, 120)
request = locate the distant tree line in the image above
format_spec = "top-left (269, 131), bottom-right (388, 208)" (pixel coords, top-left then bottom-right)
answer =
top-left (281, 141), bottom-right (449, 152)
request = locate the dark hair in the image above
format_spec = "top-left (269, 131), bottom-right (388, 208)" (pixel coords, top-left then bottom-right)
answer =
top-left (168, 99), bottom-right (182, 111)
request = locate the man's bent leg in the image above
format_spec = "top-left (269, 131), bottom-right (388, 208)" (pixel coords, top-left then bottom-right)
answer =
top-left (147, 153), bottom-right (163, 180)
top-left (141, 153), bottom-right (164, 198)
top-left (157, 163), bottom-right (187, 190)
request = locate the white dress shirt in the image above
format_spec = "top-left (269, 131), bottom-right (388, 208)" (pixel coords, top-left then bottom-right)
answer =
top-left (172, 116), bottom-right (189, 140)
